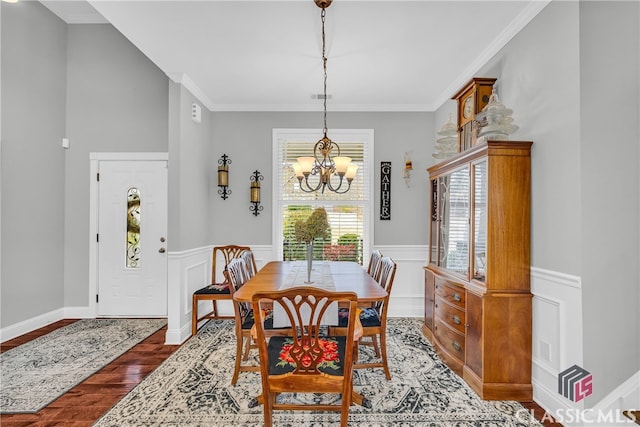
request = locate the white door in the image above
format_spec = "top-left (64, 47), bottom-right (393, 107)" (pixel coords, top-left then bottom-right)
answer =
top-left (97, 160), bottom-right (168, 316)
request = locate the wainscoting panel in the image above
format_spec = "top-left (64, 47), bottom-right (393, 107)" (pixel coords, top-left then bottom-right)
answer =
top-left (373, 245), bottom-right (428, 318)
top-left (166, 246), bottom-right (211, 344)
top-left (530, 267), bottom-right (586, 421)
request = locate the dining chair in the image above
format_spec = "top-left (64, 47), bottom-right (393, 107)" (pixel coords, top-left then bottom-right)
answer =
top-left (191, 245), bottom-right (253, 336)
top-left (240, 249), bottom-right (257, 278)
top-left (367, 249), bottom-right (384, 281)
top-left (251, 286), bottom-right (360, 427)
top-left (226, 257), bottom-right (262, 385)
top-left (336, 256), bottom-right (397, 380)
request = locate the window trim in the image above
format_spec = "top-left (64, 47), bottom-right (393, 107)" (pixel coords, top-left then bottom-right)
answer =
top-left (272, 128), bottom-right (374, 262)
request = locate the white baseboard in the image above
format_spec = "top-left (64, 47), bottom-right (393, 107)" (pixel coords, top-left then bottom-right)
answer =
top-left (0, 308), bottom-right (65, 342)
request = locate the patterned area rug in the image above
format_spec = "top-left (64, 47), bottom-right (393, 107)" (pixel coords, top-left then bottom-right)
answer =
top-left (0, 318), bottom-right (166, 414)
top-left (94, 318), bottom-right (541, 426)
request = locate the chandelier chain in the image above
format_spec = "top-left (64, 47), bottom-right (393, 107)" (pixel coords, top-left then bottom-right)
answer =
top-left (321, 7), bottom-right (328, 137)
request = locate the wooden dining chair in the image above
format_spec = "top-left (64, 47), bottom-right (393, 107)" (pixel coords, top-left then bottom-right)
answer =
top-left (191, 245), bottom-right (254, 336)
top-left (367, 249), bottom-right (384, 281)
top-left (251, 287), bottom-right (359, 427)
top-left (226, 257), bottom-right (263, 384)
top-left (335, 256), bottom-right (397, 380)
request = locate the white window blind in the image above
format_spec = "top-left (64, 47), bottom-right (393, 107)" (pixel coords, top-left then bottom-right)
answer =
top-left (274, 129), bottom-right (372, 265)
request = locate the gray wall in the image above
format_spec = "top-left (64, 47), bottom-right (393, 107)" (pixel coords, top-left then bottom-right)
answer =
top-left (434, 1), bottom-right (639, 403)
top-left (64, 24), bottom-right (169, 308)
top-left (1, 1), bottom-right (170, 326)
top-left (209, 112), bottom-right (432, 246)
top-left (1, 2), bottom-right (67, 325)
top-left (579, 1), bottom-right (639, 404)
top-left (167, 83), bottom-right (213, 251)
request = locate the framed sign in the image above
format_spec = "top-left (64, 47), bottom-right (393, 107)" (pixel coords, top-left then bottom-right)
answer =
top-left (380, 162), bottom-right (391, 220)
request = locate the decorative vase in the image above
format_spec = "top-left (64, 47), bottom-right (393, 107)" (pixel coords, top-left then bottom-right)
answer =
top-left (306, 242), bottom-right (313, 284)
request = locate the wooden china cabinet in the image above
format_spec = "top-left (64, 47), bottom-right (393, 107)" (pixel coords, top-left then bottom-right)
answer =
top-left (423, 140), bottom-right (533, 401)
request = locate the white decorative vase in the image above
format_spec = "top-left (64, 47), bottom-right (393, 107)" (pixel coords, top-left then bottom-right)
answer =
top-left (306, 242), bottom-right (314, 284)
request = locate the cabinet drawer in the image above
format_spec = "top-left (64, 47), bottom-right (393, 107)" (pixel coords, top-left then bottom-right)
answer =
top-left (435, 299), bottom-right (466, 334)
top-left (434, 318), bottom-right (465, 362)
top-left (434, 278), bottom-right (465, 309)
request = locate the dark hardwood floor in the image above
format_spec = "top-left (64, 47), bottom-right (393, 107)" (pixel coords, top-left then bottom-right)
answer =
top-left (1, 319), bottom-right (561, 426)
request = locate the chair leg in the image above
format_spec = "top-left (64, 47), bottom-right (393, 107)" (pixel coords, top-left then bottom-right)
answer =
top-left (192, 296), bottom-right (198, 336)
top-left (380, 329), bottom-right (391, 380)
top-left (263, 393), bottom-right (273, 427)
top-left (371, 334), bottom-right (381, 357)
top-left (231, 326), bottom-right (244, 385)
top-left (211, 300), bottom-right (219, 318)
top-left (242, 335), bottom-right (252, 361)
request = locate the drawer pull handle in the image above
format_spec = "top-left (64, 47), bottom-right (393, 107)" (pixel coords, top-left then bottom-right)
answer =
top-left (452, 315), bottom-right (461, 325)
top-left (452, 341), bottom-right (461, 351)
top-left (453, 293), bottom-right (461, 302)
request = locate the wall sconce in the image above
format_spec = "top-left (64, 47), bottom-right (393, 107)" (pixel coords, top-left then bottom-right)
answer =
top-left (217, 154), bottom-right (231, 200)
top-left (403, 152), bottom-right (413, 187)
top-left (249, 170), bottom-right (263, 216)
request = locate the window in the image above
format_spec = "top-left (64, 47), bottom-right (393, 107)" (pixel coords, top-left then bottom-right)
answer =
top-left (273, 129), bottom-right (374, 264)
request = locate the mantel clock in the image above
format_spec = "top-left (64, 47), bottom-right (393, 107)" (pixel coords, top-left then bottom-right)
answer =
top-left (452, 77), bottom-right (496, 152)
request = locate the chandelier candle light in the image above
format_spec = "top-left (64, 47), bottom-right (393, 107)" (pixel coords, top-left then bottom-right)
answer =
top-left (292, 0), bottom-right (358, 194)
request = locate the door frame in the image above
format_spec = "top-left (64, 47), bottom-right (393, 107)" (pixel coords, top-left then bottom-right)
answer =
top-left (89, 152), bottom-right (169, 317)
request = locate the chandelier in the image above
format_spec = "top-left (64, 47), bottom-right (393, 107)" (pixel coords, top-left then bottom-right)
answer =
top-left (292, 0), bottom-right (358, 194)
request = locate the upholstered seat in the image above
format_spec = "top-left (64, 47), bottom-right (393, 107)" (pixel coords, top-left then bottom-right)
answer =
top-left (338, 306), bottom-right (380, 328)
top-left (265, 335), bottom-right (348, 376)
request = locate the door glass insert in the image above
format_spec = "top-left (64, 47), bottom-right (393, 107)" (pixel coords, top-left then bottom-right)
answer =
top-left (126, 187), bottom-right (141, 268)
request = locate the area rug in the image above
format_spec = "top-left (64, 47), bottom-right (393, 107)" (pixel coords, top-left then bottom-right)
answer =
top-left (93, 318), bottom-right (541, 426)
top-left (0, 318), bottom-right (166, 414)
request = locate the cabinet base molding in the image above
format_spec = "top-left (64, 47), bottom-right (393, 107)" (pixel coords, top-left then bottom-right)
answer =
top-left (463, 367), bottom-right (533, 401)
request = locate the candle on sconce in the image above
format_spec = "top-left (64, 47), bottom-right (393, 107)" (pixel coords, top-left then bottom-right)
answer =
top-left (218, 165), bottom-right (228, 187)
top-left (250, 181), bottom-right (260, 203)
top-left (249, 170), bottom-right (264, 216)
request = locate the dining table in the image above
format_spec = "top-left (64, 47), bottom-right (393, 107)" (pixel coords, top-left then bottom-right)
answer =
top-left (233, 260), bottom-right (387, 304)
top-left (233, 260), bottom-right (387, 409)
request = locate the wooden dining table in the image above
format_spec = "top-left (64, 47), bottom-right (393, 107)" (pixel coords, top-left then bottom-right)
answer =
top-left (233, 260), bottom-right (387, 304)
top-left (233, 260), bottom-right (387, 409)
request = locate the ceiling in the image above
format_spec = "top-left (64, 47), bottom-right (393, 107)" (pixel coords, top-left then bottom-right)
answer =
top-left (40, 0), bottom-right (549, 112)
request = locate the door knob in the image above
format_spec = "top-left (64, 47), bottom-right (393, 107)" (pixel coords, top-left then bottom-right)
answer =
top-left (159, 248), bottom-right (166, 253)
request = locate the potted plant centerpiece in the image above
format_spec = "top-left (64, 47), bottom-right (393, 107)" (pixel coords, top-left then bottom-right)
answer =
top-left (294, 207), bottom-right (331, 283)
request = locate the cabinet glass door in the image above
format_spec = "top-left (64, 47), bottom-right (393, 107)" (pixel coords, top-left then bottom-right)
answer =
top-left (429, 179), bottom-right (438, 265)
top-left (439, 167), bottom-right (470, 275)
top-left (473, 160), bottom-right (487, 281)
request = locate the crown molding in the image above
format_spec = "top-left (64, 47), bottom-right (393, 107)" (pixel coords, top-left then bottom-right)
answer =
top-left (165, 72), bottom-right (216, 111)
top-left (433, 0), bottom-right (552, 110)
top-left (207, 103), bottom-right (434, 113)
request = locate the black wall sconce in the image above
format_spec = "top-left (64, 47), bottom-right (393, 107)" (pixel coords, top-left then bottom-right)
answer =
top-left (250, 170), bottom-right (263, 216)
top-left (217, 154), bottom-right (231, 200)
